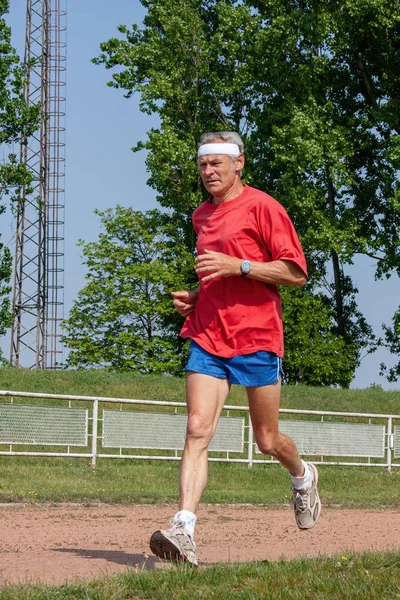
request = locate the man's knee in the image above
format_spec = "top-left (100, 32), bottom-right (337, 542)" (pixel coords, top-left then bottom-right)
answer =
top-left (186, 411), bottom-right (214, 446)
top-left (255, 430), bottom-right (281, 457)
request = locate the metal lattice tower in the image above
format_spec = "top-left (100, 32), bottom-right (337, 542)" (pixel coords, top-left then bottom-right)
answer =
top-left (10, 0), bottom-right (66, 369)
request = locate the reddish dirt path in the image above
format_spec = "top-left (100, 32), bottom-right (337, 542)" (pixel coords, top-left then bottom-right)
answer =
top-left (0, 504), bottom-right (399, 587)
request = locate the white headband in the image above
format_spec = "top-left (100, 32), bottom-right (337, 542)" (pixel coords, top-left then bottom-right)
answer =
top-left (197, 143), bottom-right (241, 158)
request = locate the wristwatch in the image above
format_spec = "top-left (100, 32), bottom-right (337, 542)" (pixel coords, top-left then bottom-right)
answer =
top-left (240, 260), bottom-right (252, 276)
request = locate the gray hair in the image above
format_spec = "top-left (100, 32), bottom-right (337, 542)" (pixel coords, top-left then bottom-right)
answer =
top-left (198, 131), bottom-right (244, 154)
top-left (198, 131), bottom-right (244, 176)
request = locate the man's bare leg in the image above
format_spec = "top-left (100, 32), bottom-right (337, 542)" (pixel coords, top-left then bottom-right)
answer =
top-left (179, 371), bottom-right (230, 513)
top-left (150, 372), bottom-right (230, 564)
top-left (247, 380), bottom-right (304, 476)
top-left (247, 380), bottom-right (321, 529)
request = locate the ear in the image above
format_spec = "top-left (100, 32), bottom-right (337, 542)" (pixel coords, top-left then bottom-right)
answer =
top-left (236, 153), bottom-right (245, 172)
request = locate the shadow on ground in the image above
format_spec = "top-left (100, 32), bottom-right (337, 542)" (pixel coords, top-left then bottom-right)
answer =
top-left (52, 548), bottom-right (160, 569)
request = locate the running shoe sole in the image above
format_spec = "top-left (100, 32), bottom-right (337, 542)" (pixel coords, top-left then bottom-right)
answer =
top-left (150, 530), bottom-right (197, 566)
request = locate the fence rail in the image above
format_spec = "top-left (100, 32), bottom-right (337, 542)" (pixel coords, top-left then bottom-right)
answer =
top-left (0, 390), bottom-right (399, 471)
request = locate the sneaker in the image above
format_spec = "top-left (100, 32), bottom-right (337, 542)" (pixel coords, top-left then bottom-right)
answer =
top-left (150, 520), bottom-right (198, 566)
top-left (292, 463), bottom-right (321, 530)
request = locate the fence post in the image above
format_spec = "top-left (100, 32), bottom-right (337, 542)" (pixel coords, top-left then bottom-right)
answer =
top-left (247, 415), bottom-right (253, 469)
top-left (91, 399), bottom-right (99, 469)
top-left (387, 416), bottom-right (393, 473)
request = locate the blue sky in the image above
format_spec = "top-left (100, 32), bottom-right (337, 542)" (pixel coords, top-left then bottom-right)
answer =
top-left (3, 0), bottom-right (399, 389)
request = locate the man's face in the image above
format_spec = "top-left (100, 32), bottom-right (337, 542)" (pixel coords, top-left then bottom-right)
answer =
top-left (198, 151), bottom-right (243, 197)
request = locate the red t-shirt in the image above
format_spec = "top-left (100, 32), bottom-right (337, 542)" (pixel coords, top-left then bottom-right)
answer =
top-left (180, 185), bottom-right (307, 358)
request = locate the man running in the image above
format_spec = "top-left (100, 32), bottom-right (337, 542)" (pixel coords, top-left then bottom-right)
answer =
top-left (150, 131), bottom-right (321, 566)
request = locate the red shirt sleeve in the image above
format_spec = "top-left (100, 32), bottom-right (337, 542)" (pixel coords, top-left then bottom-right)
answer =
top-left (261, 203), bottom-right (308, 278)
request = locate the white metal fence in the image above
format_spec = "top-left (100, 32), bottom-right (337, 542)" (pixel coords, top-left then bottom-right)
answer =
top-left (0, 390), bottom-right (399, 471)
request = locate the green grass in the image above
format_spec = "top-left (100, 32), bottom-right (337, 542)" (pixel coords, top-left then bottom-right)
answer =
top-left (0, 368), bottom-right (399, 506)
top-left (0, 367), bottom-right (399, 414)
top-left (0, 551), bottom-right (399, 599)
top-left (1, 370), bottom-right (399, 597)
top-left (1, 458), bottom-right (400, 507)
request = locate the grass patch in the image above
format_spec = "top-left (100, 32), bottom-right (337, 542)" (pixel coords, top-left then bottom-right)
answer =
top-left (1, 371), bottom-right (399, 596)
top-left (0, 369), bottom-right (399, 507)
top-left (0, 367), bottom-right (399, 414)
top-left (1, 458), bottom-right (400, 507)
top-left (0, 551), bottom-right (399, 599)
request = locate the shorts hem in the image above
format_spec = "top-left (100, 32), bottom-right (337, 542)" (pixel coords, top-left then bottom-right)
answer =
top-left (235, 376), bottom-right (280, 387)
top-left (184, 370), bottom-right (280, 387)
top-left (184, 367), bottom-right (228, 380)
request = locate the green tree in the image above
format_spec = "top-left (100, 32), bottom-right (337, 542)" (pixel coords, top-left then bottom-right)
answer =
top-left (0, 1), bottom-right (40, 362)
top-left (93, 0), bottom-right (399, 384)
top-left (281, 286), bottom-right (358, 388)
top-left (1, 1), bottom-right (39, 198)
top-left (62, 207), bottom-right (194, 374)
top-left (93, 0), bottom-right (258, 246)
top-left (246, 0), bottom-right (399, 375)
top-left (380, 309), bottom-right (400, 383)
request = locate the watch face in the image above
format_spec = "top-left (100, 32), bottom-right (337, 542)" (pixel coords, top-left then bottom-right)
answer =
top-left (241, 260), bottom-right (251, 275)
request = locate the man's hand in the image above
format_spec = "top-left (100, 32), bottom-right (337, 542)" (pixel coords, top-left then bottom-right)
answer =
top-left (171, 290), bottom-right (199, 317)
top-left (195, 249), bottom-right (241, 282)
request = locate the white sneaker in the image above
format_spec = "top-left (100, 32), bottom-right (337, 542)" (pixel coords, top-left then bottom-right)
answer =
top-left (150, 520), bottom-right (198, 566)
top-left (292, 463), bottom-right (321, 530)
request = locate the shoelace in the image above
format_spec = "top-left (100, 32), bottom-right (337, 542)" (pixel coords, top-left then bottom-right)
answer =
top-left (168, 519), bottom-right (189, 534)
top-left (294, 490), bottom-right (310, 512)
top-left (168, 519), bottom-right (196, 554)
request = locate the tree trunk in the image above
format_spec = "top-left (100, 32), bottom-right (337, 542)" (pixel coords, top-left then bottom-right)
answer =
top-left (327, 169), bottom-right (345, 337)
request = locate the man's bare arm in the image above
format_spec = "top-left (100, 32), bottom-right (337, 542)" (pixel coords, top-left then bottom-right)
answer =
top-left (195, 249), bottom-right (306, 286)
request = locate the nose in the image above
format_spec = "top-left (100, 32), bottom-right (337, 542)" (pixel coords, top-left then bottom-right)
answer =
top-left (203, 165), bottom-right (216, 178)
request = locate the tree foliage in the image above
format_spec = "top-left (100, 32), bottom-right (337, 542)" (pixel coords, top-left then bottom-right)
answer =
top-left (380, 309), bottom-right (400, 383)
top-left (88, 0), bottom-right (400, 384)
top-left (0, 1), bottom-right (39, 199)
top-left (62, 207), bottom-right (194, 374)
top-left (281, 286), bottom-right (358, 388)
top-left (246, 0), bottom-right (400, 343)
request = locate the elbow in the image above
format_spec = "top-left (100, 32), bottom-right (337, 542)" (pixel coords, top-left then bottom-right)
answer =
top-left (282, 274), bottom-right (307, 287)
top-left (296, 274), bottom-right (307, 287)
top-left (291, 264), bottom-right (307, 287)
top-left (287, 270), bottom-right (307, 287)
top-left (282, 260), bottom-right (307, 287)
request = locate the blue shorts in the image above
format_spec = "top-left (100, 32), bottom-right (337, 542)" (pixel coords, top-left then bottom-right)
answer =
top-left (184, 340), bottom-right (283, 387)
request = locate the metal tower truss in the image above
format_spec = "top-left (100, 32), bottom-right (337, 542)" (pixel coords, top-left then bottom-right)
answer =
top-left (10, 0), bottom-right (66, 369)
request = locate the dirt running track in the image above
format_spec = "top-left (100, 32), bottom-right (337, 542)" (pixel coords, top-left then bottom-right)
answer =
top-left (0, 504), bottom-right (399, 587)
